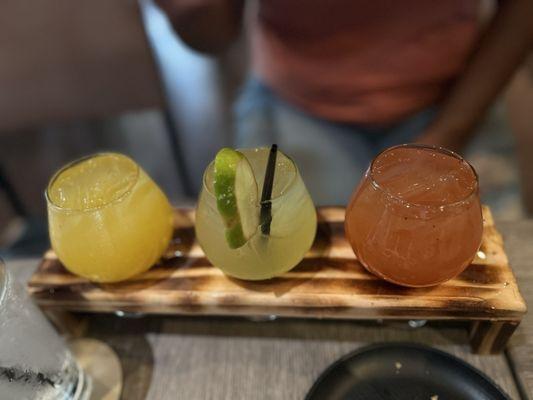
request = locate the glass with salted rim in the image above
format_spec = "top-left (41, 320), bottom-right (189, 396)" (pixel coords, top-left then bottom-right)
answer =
top-left (345, 144), bottom-right (483, 287)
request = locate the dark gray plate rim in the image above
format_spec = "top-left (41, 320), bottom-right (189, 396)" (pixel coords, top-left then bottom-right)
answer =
top-left (305, 342), bottom-right (511, 400)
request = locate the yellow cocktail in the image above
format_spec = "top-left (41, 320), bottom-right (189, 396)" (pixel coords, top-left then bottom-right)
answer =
top-left (46, 153), bottom-right (173, 282)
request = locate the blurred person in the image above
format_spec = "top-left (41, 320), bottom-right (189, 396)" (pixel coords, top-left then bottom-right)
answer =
top-left (155, 0), bottom-right (533, 204)
top-left (506, 54), bottom-right (533, 216)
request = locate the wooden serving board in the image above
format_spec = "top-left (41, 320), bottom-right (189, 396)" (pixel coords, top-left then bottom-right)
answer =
top-left (29, 206), bottom-right (526, 354)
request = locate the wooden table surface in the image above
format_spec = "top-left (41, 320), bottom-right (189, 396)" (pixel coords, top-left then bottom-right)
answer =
top-left (8, 220), bottom-right (533, 400)
top-left (503, 219), bottom-right (533, 399)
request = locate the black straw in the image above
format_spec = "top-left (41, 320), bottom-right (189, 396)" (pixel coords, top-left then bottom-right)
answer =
top-left (260, 144), bottom-right (278, 235)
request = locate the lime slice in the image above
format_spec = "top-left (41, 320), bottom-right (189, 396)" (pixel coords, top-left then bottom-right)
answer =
top-left (214, 148), bottom-right (259, 249)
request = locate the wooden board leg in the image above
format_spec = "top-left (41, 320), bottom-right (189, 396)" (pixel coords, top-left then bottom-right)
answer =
top-left (470, 320), bottom-right (520, 354)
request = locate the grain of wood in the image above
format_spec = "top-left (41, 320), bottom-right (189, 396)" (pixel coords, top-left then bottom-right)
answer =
top-left (28, 207), bottom-right (526, 325)
top-left (8, 258), bottom-right (525, 400)
top-left (83, 315), bottom-right (521, 400)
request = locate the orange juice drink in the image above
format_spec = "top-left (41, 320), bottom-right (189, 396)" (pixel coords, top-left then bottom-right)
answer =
top-left (46, 153), bottom-right (173, 282)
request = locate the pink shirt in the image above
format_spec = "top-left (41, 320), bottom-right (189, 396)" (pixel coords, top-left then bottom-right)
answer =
top-left (251, 0), bottom-right (481, 124)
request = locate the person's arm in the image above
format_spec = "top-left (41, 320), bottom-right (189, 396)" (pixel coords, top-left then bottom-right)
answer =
top-left (155, 0), bottom-right (245, 54)
top-left (418, 0), bottom-right (533, 151)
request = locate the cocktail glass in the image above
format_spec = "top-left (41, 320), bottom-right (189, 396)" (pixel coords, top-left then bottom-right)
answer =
top-left (0, 258), bottom-right (91, 399)
top-left (195, 147), bottom-right (317, 280)
top-left (345, 144), bottom-right (483, 287)
top-left (46, 153), bottom-right (173, 283)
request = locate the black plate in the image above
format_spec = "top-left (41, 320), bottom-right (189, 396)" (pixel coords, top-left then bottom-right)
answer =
top-left (306, 343), bottom-right (510, 400)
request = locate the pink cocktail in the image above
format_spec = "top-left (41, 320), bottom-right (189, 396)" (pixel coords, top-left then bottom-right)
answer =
top-left (345, 144), bottom-right (483, 287)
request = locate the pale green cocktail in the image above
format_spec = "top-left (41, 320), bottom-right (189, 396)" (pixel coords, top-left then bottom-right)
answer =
top-left (195, 147), bottom-right (317, 280)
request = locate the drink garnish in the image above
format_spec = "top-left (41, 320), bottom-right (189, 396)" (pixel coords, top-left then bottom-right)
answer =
top-left (213, 148), bottom-right (259, 249)
top-left (260, 144), bottom-right (278, 235)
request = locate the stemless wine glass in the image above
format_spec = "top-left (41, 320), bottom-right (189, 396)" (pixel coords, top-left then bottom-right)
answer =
top-left (0, 259), bottom-right (91, 399)
top-left (46, 153), bottom-right (174, 283)
top-left (195, 147), bottom-right (317, 280)
top-left (345, 144), bottom-right (483, 287)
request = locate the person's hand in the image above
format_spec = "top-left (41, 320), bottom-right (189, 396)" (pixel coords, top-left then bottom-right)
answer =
top-left (415, 127), bottom-right (468, 153)
top-left (415, 0), bottom-right (533, 154)
top-left (154, 0), bottom-right (244, 54)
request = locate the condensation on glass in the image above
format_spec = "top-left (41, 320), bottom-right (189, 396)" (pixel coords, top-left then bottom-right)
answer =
top-left (0, 259), bottom-right (91, 399)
